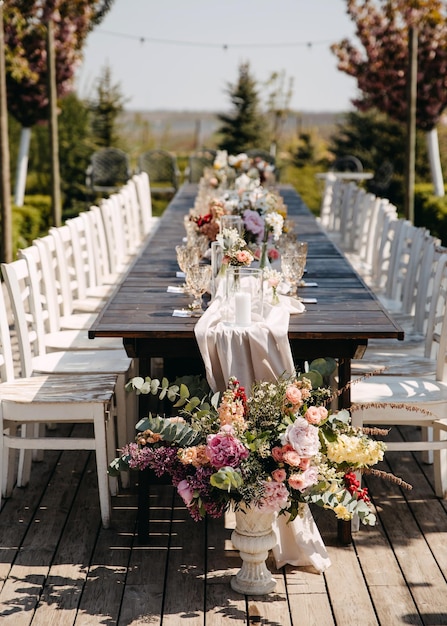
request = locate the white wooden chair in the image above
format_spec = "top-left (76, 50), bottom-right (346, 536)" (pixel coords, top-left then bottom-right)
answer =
top-left (0, 281), bottom-right (117, 528)
top-left (352, 248), bottom-right (447, 377)
top-left (33, 234), bottom-right (97, 331)
top-left (48, 224), bottom-right (106, 314)
top-left (18, 244), bottom-right (123, 352)
top-left (350, 256), bottom-right (447, 498)
top-left (1, 259), bottom-right (137, 466)
top-left (132, 171), bottom-right (160, 236)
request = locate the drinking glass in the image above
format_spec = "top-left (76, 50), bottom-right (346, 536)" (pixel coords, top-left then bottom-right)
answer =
top-left (281, 252), bottom-right (307, 299)
top-left (220, 215), bottom-right (244, 235)
top-left (185, 264), bottom-right (212, 313)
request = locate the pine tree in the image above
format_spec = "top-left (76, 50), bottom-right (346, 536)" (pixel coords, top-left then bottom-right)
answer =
top-left (217, 62), bottom-right (267, 153)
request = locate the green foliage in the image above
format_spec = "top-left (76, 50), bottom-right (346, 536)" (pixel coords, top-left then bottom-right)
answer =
top-left (216, 62), bottom-right (268, 153)
top-left (414, 183), bottom-right (447, 245)
top-left (328, 108), bottom-right (430, 207)
top-left (281, 163), bottom-right (325, 216)
top-left (12, 195), bottom-right (52, 255)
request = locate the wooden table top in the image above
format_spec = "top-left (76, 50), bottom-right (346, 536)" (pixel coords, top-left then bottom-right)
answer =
top-left (89, 183), bottom-right (404, 364)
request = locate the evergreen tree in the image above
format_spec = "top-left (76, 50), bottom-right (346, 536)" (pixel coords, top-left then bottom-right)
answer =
top-left (217, 62), bottom-right (267, 153)
top-left (88, 63), bottom-right (128, 148)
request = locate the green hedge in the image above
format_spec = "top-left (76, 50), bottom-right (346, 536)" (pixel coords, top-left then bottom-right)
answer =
top-left (414, 184), bottom-right (447, 246)
top-left (11, 195), bottom-right (52, 256)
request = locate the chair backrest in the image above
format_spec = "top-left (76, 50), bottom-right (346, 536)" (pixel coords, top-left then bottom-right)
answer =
top-left (0, 281), bottom-right (18, 382)
top-left (246, 149), bottom-right (275, 166)
top-left (330, 155), bottom-right (363, 172)
top-left (33, 234), bottom-right (73, 321)
top-left (99, 197), bottom-right (129, 275)
top-left (186, 151), bottom-right (216, 183)
top-left (86, 147), bottom-right (131, 193)
top-left (138, 149), bottom-right (179, 192)
top-left (1, 258), bottom-right (47, 378)
top-left (19, 244), bottom-right (60, 335)
top-left (132, 172), bottom-right (153, 236)
top-left (421, 251), bottom-right (447, 377)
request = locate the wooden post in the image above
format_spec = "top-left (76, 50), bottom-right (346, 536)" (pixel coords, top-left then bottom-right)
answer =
top-left (0, 1), bottom-right (12, 262)
top-left (47, 19), bottom-right (62, 227)
top-left (404, 25), bottom-right (418, 223)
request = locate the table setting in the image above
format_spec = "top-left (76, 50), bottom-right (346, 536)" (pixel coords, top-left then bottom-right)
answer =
top-left (107, 152), bottom-right (410, 595)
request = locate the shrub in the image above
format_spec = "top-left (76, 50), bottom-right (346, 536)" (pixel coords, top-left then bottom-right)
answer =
top-left (414, 184), bottom-right (447, 246)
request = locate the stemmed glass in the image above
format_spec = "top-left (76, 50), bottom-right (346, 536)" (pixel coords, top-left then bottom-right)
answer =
top-left (185, 264), bottom-right (212, 314)
top-left (175, 244), bottom-right (201, 284)
top-left (281, 252), bottom-right (307, 300)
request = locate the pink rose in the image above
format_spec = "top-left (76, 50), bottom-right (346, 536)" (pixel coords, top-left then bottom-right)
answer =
top-left (271, 446), bottom-right (284, 462)
top-left (305, 406), bottom-right (328, 425)
top-left (283, 450), bottom-right (302, 467)
top-left (235, 250), bottom-right (252, 265)
top-left (288, 466), bottom-right (318, 492)
top-left (286, 385), bottom-right (302, 406)
top-left (282, 417), bottom-right (320, 457)
top-left (299, 457), bottom-right (311, 471)
top-left (268, 248), bottom-right (280, 261)
top-left (271, 468), bottom-right (287, 482)
top-left (177, 479), bottom-right (194, 506)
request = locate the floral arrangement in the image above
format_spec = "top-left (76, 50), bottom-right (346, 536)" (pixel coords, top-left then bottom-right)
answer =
top-left (216, 227), bottom-right (254, 268)
top-left (109, 368), bottom-right (409, 526)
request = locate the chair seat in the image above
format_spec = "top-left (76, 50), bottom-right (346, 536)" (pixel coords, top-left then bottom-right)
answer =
top-left (58, 313), bottom-right (97, 330)
top-left (351, 352), bottom-right (437, 376)
top-left (0, 374), bottom-right (117, 406)
top-left (44, 330), bottom-right (124, 352)
top-left (31, 349), bottom-right (132, 375)
top-left (351, 376), bottom-right (447, 412)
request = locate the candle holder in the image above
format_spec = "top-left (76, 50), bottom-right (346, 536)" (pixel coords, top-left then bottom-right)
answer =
top-left (223, 267), bottom-right (264, 327)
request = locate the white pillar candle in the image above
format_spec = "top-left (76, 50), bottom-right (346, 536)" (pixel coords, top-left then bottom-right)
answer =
top-left (235, 292), bottom-right (251, 326)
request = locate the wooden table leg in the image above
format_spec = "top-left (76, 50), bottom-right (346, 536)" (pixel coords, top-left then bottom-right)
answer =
top-left (137, 468), bottom-right (151, 544)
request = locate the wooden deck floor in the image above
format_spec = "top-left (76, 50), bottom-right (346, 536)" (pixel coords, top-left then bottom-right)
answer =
top-left (1, 424), bottom-right (447, 626)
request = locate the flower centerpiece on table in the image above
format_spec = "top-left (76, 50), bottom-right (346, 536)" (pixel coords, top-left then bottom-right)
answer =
top-left (216, 227), bottom-right (254, 270)
top-left (189, 197), bottom-right (225, 243)
top-left (110, 367), bottom-right (411, 525)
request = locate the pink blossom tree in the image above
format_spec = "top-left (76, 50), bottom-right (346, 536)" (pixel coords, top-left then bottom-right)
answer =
top-left (3, 0), bottom-right (114, 205)
top-left (332, 0), bottom-right (447, 195)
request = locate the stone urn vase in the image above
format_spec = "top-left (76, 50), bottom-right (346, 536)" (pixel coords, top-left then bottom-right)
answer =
top-left (230, 503), bottom-right (277, 595)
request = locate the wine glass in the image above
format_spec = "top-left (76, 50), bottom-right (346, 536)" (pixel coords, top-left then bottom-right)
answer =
top-left (185, 264), bottom-right (212, 313)
top-left (281, 252), bottom-right (307, 300)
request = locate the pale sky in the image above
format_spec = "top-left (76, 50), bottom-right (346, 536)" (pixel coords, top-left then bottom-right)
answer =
top-left (76, 0), bottom-right (360, 113)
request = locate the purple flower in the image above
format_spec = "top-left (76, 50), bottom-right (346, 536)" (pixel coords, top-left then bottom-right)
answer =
top-left (206, 428), bottom-right (249, 469)
top-left (243, 209), bottom-right (265, 239)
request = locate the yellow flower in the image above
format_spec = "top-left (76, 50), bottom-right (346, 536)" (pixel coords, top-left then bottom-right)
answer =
top-left (334, 504), bottom-right (352, 521)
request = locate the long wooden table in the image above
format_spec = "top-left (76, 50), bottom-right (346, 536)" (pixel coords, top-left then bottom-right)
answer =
top-left (89, 183), bottom-right (403, 404)
top-left (90, 183), bottom-right (404, 543)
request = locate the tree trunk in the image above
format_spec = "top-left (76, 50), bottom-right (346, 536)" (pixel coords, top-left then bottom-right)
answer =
top-left (0, 1), bottom-right (12, 262)
top-left (14, 126), bottom-right (31, 207)
top-left (47, 20), bottom-right (61, 226)
top-left (426, 127), bottom-right (445, 197)
top-left (404, 25), bottom-right (417, 223)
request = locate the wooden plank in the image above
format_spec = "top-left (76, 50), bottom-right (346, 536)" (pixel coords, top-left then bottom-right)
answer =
top-left (73, 491), bottom-right (136, 625)
top-left (0, 443), bottom-right (90, 626)
top-left (161, 495), bottom-right (206, 625)
top-left (119, 484), bottom-right (174, 625)
top-left (315, 513), bottom-right (379, 626)
top-left (286, 565), bottom-right (335, 626)
top-left (205, 512), bottom-right (247, 625)
top-left (32, 452), bottom-right (102, 626)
